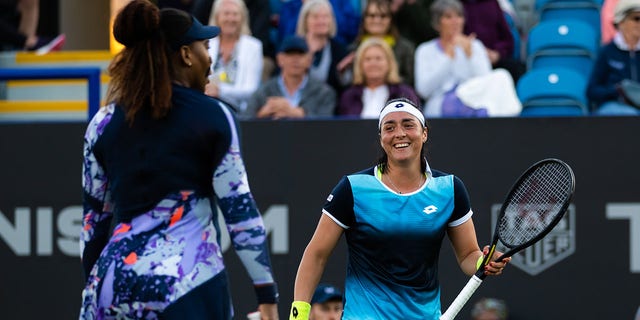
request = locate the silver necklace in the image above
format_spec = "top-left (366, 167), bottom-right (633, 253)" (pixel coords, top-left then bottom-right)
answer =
top-left (384, 173), bottom-right (424, 194)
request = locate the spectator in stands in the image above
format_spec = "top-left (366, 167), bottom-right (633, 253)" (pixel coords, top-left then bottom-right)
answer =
top-left (191, 0), bottom-right (276, 80)
top-left (309, 283), bottom-right (344, 320)
top-left (414, 0), bottom-right (492, 116)
top-left (277, 0), bottom-right (360, 48)
top-left (337, 38), bottom-right (419, 118)
top-left (390, 0), bottom-right (438, 47)
top-left (586, 0), bottom-right (640, 115)
top-left (460, 0), bottom-right (525, 84)
top-left (296, 0), bottom-right (349, 95)
top-left (471, 298), bottom-right (508, 320)
top-left (0, 0), bottom-right (65, 53)
top-left (243, 35), bottom-right (336, 119)
top-left (205, 0), bottom-right (263, 112)
top-left (602, 0), bottom-right (620, 44)
top-left (339, 0), bottom-right (416, 86)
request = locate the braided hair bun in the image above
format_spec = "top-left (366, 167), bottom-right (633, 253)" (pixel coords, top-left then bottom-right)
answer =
top-left (112, 0), bottom-right (160, 47)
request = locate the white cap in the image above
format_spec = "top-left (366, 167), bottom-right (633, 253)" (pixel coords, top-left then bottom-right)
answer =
top-left (614, 0), bottom-right (640, 24)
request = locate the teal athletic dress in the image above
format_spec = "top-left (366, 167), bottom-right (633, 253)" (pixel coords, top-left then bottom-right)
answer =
top-left (322, 164), bottom-right (472, 319)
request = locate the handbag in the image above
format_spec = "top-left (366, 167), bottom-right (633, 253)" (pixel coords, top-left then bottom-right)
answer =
top-left (617, 79), bottom-right (640, 109)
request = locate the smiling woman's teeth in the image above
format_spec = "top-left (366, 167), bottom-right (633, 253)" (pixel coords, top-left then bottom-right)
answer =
top-left (394, 143), bottom-right (409, 148)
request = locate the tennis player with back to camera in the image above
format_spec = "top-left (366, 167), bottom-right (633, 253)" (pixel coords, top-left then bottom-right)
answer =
top-left (289, 97), bottom-right (510, 320)
top-left (79, 1), bottom-right (279, 318)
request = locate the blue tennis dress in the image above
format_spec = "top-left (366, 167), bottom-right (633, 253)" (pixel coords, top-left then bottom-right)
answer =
top-left (80, 85), bottom-right (277, 319)
top-left (322, 165), bottom-right (472, 319)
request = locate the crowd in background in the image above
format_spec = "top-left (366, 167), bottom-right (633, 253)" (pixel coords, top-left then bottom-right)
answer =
top-left (2, 0), bottom-right (639, 118)
top-left (174, 0), bottom-right (530, 119)
top-left (203, 0), bottom-right (634, 119)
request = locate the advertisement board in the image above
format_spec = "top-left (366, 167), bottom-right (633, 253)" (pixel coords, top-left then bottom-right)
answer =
top-left (1, 117), bottom-right (638, 319)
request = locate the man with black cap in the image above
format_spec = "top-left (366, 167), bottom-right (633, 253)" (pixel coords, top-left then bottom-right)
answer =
top-left (309, 283), bottom-right (343, 320)
top-left (243, 35), bottom-right (337, 119)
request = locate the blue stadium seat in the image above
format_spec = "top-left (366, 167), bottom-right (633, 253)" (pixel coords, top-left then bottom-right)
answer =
top-left (516, 66), bottom-right (589, 116)
top-left (504, 12), bottom-right (522, 60)
top-left (526, 19), bottom-right (599, 77)
top-left (535, 0), bottom-right (601, 40)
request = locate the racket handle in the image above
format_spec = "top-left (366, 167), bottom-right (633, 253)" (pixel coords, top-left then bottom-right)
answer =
top-left (440, 275), bottom-right (483, 320)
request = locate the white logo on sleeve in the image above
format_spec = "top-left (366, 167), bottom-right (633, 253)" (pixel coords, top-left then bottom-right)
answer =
top-left (423, 205), bottom-right (438, 215)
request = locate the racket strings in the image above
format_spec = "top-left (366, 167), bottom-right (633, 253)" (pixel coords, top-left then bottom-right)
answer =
top-left (498, 163), bottom-right (573, 247)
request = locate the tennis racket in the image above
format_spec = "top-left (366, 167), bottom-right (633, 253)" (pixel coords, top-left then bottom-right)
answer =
top-left (440, 158), bottom-right (575, 320)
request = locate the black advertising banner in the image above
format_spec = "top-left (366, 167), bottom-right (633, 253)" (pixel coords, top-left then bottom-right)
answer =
top-left (0, 118), bottom-right (638, 319)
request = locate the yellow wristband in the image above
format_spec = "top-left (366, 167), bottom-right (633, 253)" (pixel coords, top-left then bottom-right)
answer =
top-left (476, 255), bottom-right (485, 270)
top-left (290, 301), bottom-right (311, 320)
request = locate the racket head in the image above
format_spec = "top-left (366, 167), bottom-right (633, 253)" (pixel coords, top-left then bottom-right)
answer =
top-left (495, 158), bottom-right (575, 255)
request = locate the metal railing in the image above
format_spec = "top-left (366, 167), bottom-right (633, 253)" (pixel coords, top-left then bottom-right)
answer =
top-left (0, 67), bottom-right (101, 120)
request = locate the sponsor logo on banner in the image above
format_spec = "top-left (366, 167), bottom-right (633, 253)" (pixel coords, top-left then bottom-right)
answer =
top-left (491, 204), bottom-right (576, 276)
top-left (0, 205), bottom-right (290, 257)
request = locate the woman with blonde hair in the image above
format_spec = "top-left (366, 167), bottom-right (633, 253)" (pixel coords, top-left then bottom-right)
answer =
top-left (205, 0), bottom-right (263, 112)
top-left (338, 0), bottom-right (415, 86)
top-left (337, 38), bottom-right (419, 118)
top-left (295, 0), bottom-right (348, 94)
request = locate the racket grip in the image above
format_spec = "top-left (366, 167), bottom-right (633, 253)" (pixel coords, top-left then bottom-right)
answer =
top-left (440, 275), bottom-right (483, 320)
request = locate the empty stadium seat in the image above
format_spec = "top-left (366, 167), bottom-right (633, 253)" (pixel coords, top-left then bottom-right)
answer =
top-left (516, 66), bottom-right (589, 116)
top-left (535, 0), bottom-right (601, 40)
top-left (526, 19), bottom-right (599, 77)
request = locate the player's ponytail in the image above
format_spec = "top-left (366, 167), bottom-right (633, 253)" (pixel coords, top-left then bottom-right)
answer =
top-left (112, 0), bottom-right (161, 47)
top-left (107, 0), bottom-right (175, 125)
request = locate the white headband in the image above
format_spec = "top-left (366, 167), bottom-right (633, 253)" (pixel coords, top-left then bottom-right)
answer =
top-left (378, 100), bottom-right (425, 129)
